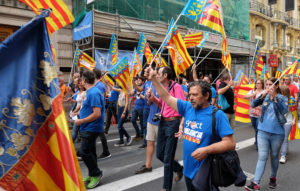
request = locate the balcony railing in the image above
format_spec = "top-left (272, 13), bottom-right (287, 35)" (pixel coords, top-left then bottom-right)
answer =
top-left (250, 0), bottom-right (300, 28)
top-left (0, 0), bottom-right (30, 10)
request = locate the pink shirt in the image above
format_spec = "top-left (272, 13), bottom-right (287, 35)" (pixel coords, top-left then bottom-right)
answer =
top-left (159, 81), bottom-right (186, 118)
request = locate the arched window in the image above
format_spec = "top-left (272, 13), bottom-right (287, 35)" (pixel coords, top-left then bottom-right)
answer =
top-left (287, 34), bottom-right (292, 52)
top-left (255, 25), bottom-right (265, 47)
top-left (296, 38), bottom-right (300, 55)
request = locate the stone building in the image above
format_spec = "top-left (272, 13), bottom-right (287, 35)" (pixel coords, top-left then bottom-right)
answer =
top-left (250, 0), bottom-right (300, 75)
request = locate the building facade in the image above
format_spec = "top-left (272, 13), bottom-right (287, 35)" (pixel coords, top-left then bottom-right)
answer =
top-left (0, 0), bottom-right (74, 79)
top-left (250, 0), bottom-right (300, 75)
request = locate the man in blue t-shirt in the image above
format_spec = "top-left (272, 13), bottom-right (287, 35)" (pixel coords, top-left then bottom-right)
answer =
top-left (104, 83), bottom-right (120, 134)
top-left (203, 75), bottom-right (217, 106)
top-left (131, 76), bottom-right (145, 140)
top-left (75, 71), bottom-right (105, 189)
top-left (93, 69), bottom-right (111, 159)
top-left (144, 67), bottom-right (235, 191)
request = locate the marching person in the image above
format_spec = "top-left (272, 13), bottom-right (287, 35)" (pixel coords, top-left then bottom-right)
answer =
top-left (245, 77), bottom-right (288, 191)
top-left (75, 71), bottom-right (105, 189)
top-left (144, 67), bottom-right (235, 191)
top-left (145, 66), bottom-right (185, 191)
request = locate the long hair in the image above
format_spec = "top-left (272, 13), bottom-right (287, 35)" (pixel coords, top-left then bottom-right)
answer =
top-left (279, 85), bottom-right (291, 99)
top-left (254, 79), bottom-right (264, 90)
top-left (267, 77), bottom-right (280, 94)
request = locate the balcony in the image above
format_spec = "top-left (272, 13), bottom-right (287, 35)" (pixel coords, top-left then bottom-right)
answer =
top-left (0, 0), bottom-right (30, 10)
top-left (250, 0), bottom-right (272, 17)
top-left (250, 0), bottom-right (300, 28)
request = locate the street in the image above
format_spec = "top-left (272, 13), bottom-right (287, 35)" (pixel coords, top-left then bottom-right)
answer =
top-left (73, 121), bottom-right (300, 191)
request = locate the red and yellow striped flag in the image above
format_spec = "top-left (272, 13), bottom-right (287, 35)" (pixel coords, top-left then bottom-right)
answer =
top-left (19, 0), bottom-right (74, 34)
top-left (288, 97), bottom-right (300, 140)
top-left (109, 57), bottom-right (132, 94)
top-left (144, 43), bottom-right (153, 65)
top-left (73, 49), bottom-right (96, 71)
top-left (132, 53), bottom-right (142, 78)
top-left (282, 59), bottom-right (299, 77)
top-left (183, 32), bottom-right (204, 48)
top-left (275, 68), bottom-right (281, 78)
top-left (152, 49), bottom-right (168, 68)
top-left (221, 37), bottom-right (231, 71)
top-left (167, 29), bottom-right (193, 76)
top-left (234, 84), bottom-right (254, 123)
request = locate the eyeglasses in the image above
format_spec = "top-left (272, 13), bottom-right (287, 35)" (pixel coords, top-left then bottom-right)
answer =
top-left (265, 83), bottom-right (273, 86)
top-left (256, 83), bottom-right (262, 84)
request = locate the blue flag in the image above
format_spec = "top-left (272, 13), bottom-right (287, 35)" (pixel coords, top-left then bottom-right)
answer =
top-left (0, 11), bottom-right (61, 179)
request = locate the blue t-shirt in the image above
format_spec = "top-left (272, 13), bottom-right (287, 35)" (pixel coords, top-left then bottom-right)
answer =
top-left (177, 100), bottom-right (234, 179)
top-left (79, 86), bottom-right (105, 133)
top-left (143, 81), bottom-right (152, 109)
top-left (73, 89), bottom-right (79, 101)
top-left (258, 102), bottom-right (285, 135)
top-left (108, 87), bottom-right (119, 102)
top-left (95, 81), bottom-right (106, 97)
top-left (147, 85), bottom-right (160, 125)
top-left (134, 89), bottom-right (145, 109)
top-left (210, 86), bottom-right (217, 104)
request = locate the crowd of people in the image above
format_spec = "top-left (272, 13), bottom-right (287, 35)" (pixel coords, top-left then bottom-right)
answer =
top-left (58, 66), bottom-right (300, 191)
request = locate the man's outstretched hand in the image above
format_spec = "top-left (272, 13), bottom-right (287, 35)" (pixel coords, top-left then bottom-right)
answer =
top-left (144, 67), bottom-right (157, 81)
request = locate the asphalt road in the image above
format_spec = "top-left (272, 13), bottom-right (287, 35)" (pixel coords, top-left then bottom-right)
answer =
top-left (74, 121), bottom-right (300, 191)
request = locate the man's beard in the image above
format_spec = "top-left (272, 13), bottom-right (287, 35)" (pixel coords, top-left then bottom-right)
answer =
top-left (191, 101), bottom-right (202, 110)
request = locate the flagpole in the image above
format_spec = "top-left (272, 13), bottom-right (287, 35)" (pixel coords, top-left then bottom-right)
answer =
top-left (249, 40), bottom-right (260, 81)
top-left (68, 47), bottom-right (78, 87)
top-left (212, 67), bottom-right (227, 84)
top-left (195, 40), bottom-right (221, 68)
top-left (191, 47), bottom-right (203, 72)
top-left (269, 61), bottom-right (297, 89)
top-left (149, 14), bottom-right (182, 70)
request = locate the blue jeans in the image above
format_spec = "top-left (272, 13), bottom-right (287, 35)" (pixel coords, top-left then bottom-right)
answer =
top-left (72, 124), bottom-right (80, 142)
top-left (254, 130), bottom-right (284, 184)
top-left (131, 108), bottom-right (143, 137)
top-left (79, 131), bottom-right (102, 177)
top-left (250, 116), bottom-right (259, 146)
top-left (142, 108), bottom-right (150, 145)
top-left (117, 106), bottom-right (130, 143)
top-left (281, 123), bottom-right (292, 156)
top-left (156, 119), bottom-right (183, 190)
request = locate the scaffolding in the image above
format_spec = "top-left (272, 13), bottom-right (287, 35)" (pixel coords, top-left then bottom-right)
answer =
top-left (73, 0), bottom-right (254, 80)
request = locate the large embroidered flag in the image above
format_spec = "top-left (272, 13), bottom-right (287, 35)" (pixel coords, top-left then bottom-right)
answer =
top-left (288, 97), bottom-right (300, 140)
top-left (184, 32), bottom-right (205, 48)
top-left (221, 37), bottom-right (231, 71)
top-left (137, 32), bottom-right (147, 63)
top-left (109, 57), bottom-right (132, 94)
top-left (131, 50), bottom-right (142, 78)
top-left (0, 12), bottom-right (85, 191)
top-left (181, 0), bottom-right (225, 36)
top-left (234, 84), bottom-right (254, 123)
top-left (19, 0), bottom-right (74, 34)
top-left (144, 42), bottom-right (153, 65)
top-left (108, 34), bottom-right (118, 65)
top-left (254, 47), bottom-right (264, 77)
top-left (167, 29), bottom-right (193, 76)
top-left (73, 48), bottom-right (96, 71)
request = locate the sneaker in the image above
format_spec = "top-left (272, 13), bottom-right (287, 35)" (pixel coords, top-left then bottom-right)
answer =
top-left (245, 181), bottom-right (260, 191)
top-left (77, 156), bottom-right (82, 161)
top-left (87, 174), bottom-right (103, 189)
top-left (174, 167), bottom-right (183, 183)
top-left (83, 176), bottom-right (91, 184)
top-left (279, 155), bottom-right (286, 164)
top-left (98, 152), bottom-right (111, 159)
top-left (135, 165), bottom-right (152, 174)
top-left (269, 177), bottom-right (277, 189)
top-left (126, 137), bottom-right (133, 146)
top-left (138, 144), bottom-right (146, 149)
top-left (114, 141), bottom-right (125, 147)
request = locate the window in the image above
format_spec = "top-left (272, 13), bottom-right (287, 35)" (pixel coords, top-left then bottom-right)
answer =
top-left (268, 0), bottom-right (277, 5)
top-left (285, 0), bottom-right (294, 11)
top-left (255, 25), bottom-right (263, 40)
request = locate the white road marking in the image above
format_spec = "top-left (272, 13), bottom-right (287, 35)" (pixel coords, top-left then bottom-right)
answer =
top-left (91, 138), bottom-right (256, 191)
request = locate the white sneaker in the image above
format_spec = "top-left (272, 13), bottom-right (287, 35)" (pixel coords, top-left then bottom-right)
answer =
top-left (279, 155), bottom-right (286, 164)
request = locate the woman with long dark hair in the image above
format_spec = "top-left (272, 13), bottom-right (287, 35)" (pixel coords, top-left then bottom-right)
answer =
top-left (245, 77), bottom-right (288, 191)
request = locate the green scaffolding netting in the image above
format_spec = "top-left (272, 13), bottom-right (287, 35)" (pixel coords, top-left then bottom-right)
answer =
top-left (73, 0), bottom-right (249, 40)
